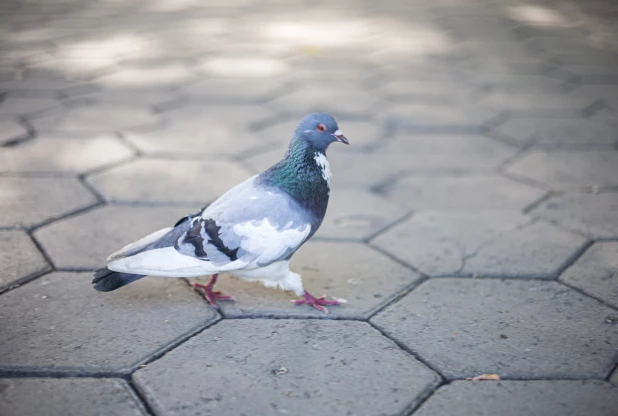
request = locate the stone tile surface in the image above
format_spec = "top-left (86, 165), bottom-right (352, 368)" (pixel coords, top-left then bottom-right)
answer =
top-left (1, 0), bottom-right (618, 414)
top-left (378, 134), bottom-right (517, 171)
top-left (88, 159), bottom-right (252, 204)
top-left (314, 189), bottom-right (408, 240)
top-left (371, 212), bottom-right (586, 277)
top-left (371, 279), bottom-right (618, 379)
top-left (268, 84), bottom-right (383, 117)
top-left (134, 320), bottom-right (439, 416)
top-left (35, 205), bottom-right (189, 270)
top-left (0, 230), bottom-right (50, 292)
top-left (0, 136), bottom-right (133, 174)
top-left (214, 241), bottom-right (421, 319)
top-left (560, 242), bottom-right (618, 308)
top-left (30, 103), bottom-right (161, 133)
top-left (0, 378), bottom-right (147, 416)
top-left (0, 272), bottom-right (217, 374)
top-left (505, 151), bottom-right (618, 189)
top-left (531, 193), bottom-right (618, 238)
top-left (494, 118), bottom-right (618, 147)
top-left (0, 177), bottom-right (97, 228)
top-left (414, 381), bottom-right (618, 416)
top-left (124, 105), bottom-right (275, 156)
top-left (0, 120), bottom-right (29, 145)
top-left (380, 175), bottom-right (544, 211)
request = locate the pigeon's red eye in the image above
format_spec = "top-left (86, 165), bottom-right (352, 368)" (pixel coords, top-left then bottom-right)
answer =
top-left (317, 123), bottom-right (327, 132)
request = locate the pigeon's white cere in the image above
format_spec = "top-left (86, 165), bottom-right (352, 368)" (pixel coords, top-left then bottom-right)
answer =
top-left (314, 152), bottom-right (331, 187)
top-left (233, 218), bottom-right (310, 265)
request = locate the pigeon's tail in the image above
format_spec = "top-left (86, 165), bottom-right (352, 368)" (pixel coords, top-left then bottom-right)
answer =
top-left (92, 267), bottom-right (145, 292)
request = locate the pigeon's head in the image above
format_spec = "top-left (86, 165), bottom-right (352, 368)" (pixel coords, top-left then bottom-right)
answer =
top-left (294, 113), bottom-right (349, 151)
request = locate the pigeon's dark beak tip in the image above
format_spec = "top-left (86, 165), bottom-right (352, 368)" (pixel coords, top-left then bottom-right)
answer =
top-left (333, 130), bottom-right (349, 145)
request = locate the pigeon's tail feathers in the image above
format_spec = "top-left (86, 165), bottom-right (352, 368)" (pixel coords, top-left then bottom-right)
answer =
top-left (107, 227), bottom-right (174, 261)
top-left (92, 268), bottom-right (145, 292)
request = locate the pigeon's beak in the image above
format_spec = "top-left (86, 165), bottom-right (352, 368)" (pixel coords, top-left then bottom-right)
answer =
top-left (332, 130), bottom-right (349, 145)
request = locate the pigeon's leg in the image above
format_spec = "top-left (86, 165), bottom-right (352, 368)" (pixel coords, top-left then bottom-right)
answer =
top-left (192, 274), bottom-right (235, 308)
top-left (293, 290), bottom-right (342, 314)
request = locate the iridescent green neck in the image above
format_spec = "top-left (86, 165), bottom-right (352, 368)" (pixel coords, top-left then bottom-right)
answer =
top-left (258, 137), bottom-right (329, 217)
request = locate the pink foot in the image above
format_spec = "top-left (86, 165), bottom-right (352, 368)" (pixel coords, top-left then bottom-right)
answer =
top-left (192, 274), bottom-right (235, 309)
top-left (292, 291), bottom-right (344, 314)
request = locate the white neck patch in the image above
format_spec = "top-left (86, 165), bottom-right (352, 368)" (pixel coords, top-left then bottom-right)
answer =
top-left (313, 152), bottom-right (331, 188)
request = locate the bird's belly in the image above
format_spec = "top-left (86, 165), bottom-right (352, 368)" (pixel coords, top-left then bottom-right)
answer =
top-left (231, 260), bottom-right (304, 296)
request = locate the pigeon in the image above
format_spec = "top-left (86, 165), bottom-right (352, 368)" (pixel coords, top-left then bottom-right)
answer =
top-left (93, 113), bottom-right (349, 313)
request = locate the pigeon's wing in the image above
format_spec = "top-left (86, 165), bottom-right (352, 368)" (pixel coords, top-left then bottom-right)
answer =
top-left (107, 177), bottom-right (312, 277)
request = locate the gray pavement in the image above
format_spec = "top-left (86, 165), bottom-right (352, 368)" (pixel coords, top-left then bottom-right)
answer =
top-left (1, 0), bottom-right (618, 415)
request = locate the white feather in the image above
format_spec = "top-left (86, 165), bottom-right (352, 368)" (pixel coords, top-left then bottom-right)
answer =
top-left (107, 227), bottom-right (173, 261)
top-left (107, 247), bottom-right (248, 277)
top-left (313, 152), bottom-right (331, 187)
top-left (232, 218), bottom-right (310, 265)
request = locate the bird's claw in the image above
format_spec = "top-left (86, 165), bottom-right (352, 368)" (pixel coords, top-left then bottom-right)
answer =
top-left (192, 281), bottom-right (235, 309)
top-left (292, 293), bottom-right (343, 314)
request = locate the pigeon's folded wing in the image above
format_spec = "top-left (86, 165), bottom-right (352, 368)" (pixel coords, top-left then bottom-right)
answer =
top-left (107, 180), bottom-right (312, 277)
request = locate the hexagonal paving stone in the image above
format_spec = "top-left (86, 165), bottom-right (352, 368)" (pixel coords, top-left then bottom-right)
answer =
top-left (380, 174), bottom-right (544, 211)
top-left (198, 57), bottom-right (291, 78)
top-left (377, 134), bottom-right (517, 171)
top-left (414, 381), bottom-right (618, 416)
top-left (0, 230), bottom-right (49, 292)
top-left (505, 151), bottom-right (618, 189)
top-left (0, 120), bottom-right (29, 145)
top-left (174, 78), bottom-right (287, 102)
top-left (560, 242), bottom-right (618, 309)
top-left (380, 102), bottom-right (498, 133)
top-left (29, 103), bottom-right (161, 133)
top-left (371, 212), bottom-right (587, 277)
top-left (0, 177), bottom-right (97, 228)
top-left (0, 378), bottom-right (147, 416)
top-left (477, 90), bottom-right (595, 115)
top-left (94, 64), bottom-right (197, 91)
top-left (371, 279), bottom-right (618, 379)
top-left (314, 189), bottom-right (407, 240)
top-left (374, 80), bottom-right (483, 102)
top-left (267, 83), bottom-right (383, 117)
top-left (0, 272), bottom-right (218, 374)
top-left (532, 193), bottom-right (618, 239)
top-left (212, 241), bottom-right (420, 319)
top-left (611, 368), bottom-right (618, 386)
top-left (0, 96), bottom-right (58, 115)
top-left (0, 136), bottom-right (134, 174)
top-left (494, 118), bottom-right (618, 147)
top-left (34, 205), bottom-right (190, 270)
top-left (88, 159), bottom-right (252, 204)
top-left (133, 320), bottom-right (439, 416)
top-left (124, 105), bottom-right (275, 156)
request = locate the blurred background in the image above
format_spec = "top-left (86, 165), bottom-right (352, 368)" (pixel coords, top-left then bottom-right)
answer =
top-left (1, 1), bottom-right (618, 415)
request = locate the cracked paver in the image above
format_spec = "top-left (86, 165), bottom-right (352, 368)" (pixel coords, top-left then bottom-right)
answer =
top-left (371, 212), bottom-right (586, 277)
